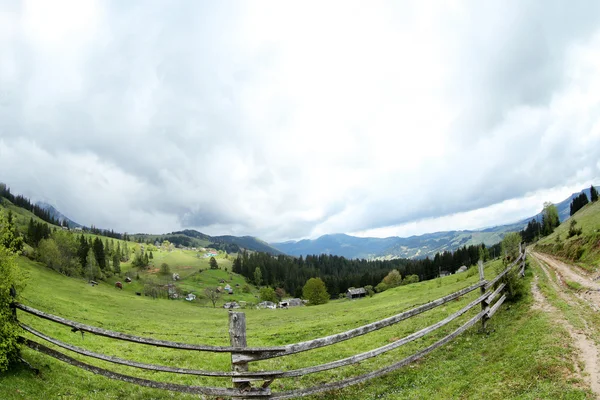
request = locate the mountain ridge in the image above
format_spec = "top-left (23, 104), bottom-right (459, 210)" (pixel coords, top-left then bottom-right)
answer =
top-left (271, 187), bottom-right (596, 259)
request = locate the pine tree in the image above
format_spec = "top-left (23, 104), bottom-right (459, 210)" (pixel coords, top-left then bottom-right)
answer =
top-left (592, 185), bottom-right (599, 202)
top-left (86, 247), bottom-right (99, 281)
top-left (92, 237), bottom-right (106, 270)
top-left (112, 253), bottom-right (121, 274)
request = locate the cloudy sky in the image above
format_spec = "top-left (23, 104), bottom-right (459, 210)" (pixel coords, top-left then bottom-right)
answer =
top-left (1, 1), bottom-right (599, 242)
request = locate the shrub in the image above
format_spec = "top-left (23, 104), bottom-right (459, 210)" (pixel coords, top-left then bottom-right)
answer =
top-left (159, 263), bottom-right (171, 275)
top-left (259, 287), bottom-right (278, 303)
top-left (302, 277), bottom-right (329, 305)
top-left (0, 212), bottom-right (26, 371)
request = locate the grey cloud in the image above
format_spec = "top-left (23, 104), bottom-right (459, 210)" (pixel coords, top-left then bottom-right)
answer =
top-left (1, 1), bottom-right (600, 241)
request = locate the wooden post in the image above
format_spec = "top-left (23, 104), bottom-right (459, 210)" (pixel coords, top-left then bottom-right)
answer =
top-left (478, 260), bottom-right (487, 332)
top-left (229, 311), bottom-right (251, 395)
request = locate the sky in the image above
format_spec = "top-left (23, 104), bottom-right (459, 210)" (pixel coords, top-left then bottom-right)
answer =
top-left (1, 0), bottom-right (599, 242)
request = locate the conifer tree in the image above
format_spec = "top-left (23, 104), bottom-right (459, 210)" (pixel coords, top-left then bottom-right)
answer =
top-left (592, 185), bottom-right (599, 202)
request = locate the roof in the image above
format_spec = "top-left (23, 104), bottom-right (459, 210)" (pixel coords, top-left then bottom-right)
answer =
top-left (347, 287), bottom-right (367, 295)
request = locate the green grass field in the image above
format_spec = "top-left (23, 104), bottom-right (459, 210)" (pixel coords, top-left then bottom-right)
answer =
top-left (0, 256), bottom-right (589, 399)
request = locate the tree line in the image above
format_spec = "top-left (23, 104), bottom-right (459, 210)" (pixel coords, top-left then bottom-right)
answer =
top-left (570, 185), bottom-right (598, 216)
top-left (232, 242), bottom-right (495, 298)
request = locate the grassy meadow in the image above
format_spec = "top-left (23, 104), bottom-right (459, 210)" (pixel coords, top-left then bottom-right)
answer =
top-left (0, 255), bottom-right (590, 399)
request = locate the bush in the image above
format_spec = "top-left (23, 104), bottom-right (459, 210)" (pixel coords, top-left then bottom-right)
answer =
top-left (0, 212), bottom-right (26, 371)
top-left (302, 277), bottom-right (329, 305)
top-left (159, 263), bottom-right (171, 275)
top-left (375, 282), bottom-right (389, 293)
top-left (494, 262), bottom-right (525, 302)
top-left (259, 287), bottom-right (278, 303)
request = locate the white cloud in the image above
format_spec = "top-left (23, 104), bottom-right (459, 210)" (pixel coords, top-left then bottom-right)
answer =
top-left (0, 1), bottom-right (599, 241)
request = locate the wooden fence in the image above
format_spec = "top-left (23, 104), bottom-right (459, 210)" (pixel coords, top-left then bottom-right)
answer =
top-left (13, 248), bottom-right (526, 399)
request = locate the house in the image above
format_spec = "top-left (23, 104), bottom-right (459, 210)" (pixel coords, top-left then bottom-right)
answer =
top-left (346, 287), bottom-right (367, 300)
top-left (456, 266), bottom-right (468, 273)
top-left (258, 301), bottom-right (277, 309)
top-left (185, 293), bottom-right (196, 301)
top-left (223, 301), bottom-right (240, 309)
top-left (279, 298), bottom-right (303, 308)
top-left (439, 271), bottom-right (451, 277)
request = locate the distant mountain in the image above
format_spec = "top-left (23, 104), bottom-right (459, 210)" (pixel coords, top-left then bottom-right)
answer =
top-left (272, 186), bottom-right (598, 259)
top-left (36, 201), bottom-right (82, 228)
top-left (272, 226), bottom-right (517, 260)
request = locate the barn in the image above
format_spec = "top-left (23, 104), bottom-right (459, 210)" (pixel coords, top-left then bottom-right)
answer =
top-left (346, 287), bottom-right (367, 300)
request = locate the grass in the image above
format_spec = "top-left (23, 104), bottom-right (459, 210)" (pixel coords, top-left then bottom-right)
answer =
top-left (0, 256), bottom-right (590, 399)
top-left (566, 280), bottom-right (584, 292)
top-left (536, 200), bottom-right (600, 271)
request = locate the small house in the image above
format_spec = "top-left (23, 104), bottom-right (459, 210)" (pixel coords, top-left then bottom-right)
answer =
top-left (223, 301), bottom-right (240, 309)
top-left (456, 266), bottom-right (468, 273)
top-left (279, 298), bottom-right (303, 308)
top-left (439, 271), bottom-right (451, 277)
top-left (185, 293), bottom-right (196, 301)
top-left (346, 287), bottom-right (367, 300)
top-left (258, 301), bottom-right (277, 309)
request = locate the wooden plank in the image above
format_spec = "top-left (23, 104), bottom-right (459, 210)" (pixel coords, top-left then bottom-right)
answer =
top-left (21, 338), bottom-right (271, 397)
top-left (237, 289), bottom-right (492, 379)
top-left (484, 283), bottom-right (506, 305)
top-left (478, 260), bottom-right (487, 331)
top-left (269, 309), bottom-right (487, 399)
top-left (234, 281), bottom-right (486, 362)
top-left (486, 294), bottom-right (507, 319)
top-left (15, 303), bottom-right (285, 354)
top-left (229, 312), bottom-right (252, 393)
top-left (19, 323), bottom-right (239, 377)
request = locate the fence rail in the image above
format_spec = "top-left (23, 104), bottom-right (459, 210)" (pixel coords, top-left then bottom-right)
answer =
top-left (14, 248), bottom-right (526, 399)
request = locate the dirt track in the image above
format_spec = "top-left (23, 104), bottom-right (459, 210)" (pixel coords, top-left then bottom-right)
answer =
top-left (530, 251), bottom-right (600, 398)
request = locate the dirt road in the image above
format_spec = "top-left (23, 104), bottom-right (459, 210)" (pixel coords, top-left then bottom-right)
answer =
top-left (530, 251), bottom-right (600, 398)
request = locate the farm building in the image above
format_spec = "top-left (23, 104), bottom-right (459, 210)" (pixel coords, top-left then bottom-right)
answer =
top-left (258, 301), bottom-right (277, 309)
top-left (223, 302), bottom-right (240, 309)
top-left (185, 293), bottom-right (196, 301)
top-left (346, 287), bottom-right (367, 300)
top-left (439, 271), bottom-right (451, 277)
top-left (279, 298), bottom-right (303, 308)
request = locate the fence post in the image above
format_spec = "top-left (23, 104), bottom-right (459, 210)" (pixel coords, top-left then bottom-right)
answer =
top-left (478, 260), bottom-right (488, 331)
top-left (229, 311), bottom-right (251, 395)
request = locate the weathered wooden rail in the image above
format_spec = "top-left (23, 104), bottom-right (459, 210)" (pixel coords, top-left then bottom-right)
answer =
top-left (14, 249), bottom-right (526, 399)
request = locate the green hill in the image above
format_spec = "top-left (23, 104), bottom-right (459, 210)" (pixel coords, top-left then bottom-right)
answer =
top-left (536, 199), bottom-right (600, 271)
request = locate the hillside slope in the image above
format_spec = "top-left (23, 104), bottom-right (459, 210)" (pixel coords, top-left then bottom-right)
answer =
top-left (535, 199), bottom-right (600, 270)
